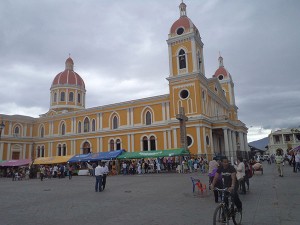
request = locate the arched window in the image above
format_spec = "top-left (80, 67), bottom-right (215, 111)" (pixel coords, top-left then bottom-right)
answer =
top-left (54, 93), bottom-right (57, 102)
top-left (78, 122), bottom-right (81, 133)
top-left (78, 93), bottom-right (81, 103)
top-left (146, 111), bottom-right (152, 125)
top-left (84, 118), bottom-right (90, 133)
top-left (178, 49), bottom-right (186, 69)
top-left (113, 116), bottom-right (118, 129)
top-left (63, 144), bottom-right (67, 156)
top-left (60, 92), bottom-right (65, 101)
top-left (41, 146), bottom-right (45, 157)
top-left (116, 139), bottom-right (121, 150)
top-left (40, 126), bottom-right (44, 138)
top-left (58, 144), bottom-right (62, 156)
top-left (110, 140), bottom-right (115, 151)
top-left (61, 123), bottom-right (65, 135)
top-left (92, 119), bottom-right (96, 132)
top-left (69, 92), bottom-right (74, 102)
top-left (143, 136), bottom-right (148, 151)
top-left (150, 136), bottom-right (156, 150)
top-left (14, 126), bottom-right (20, 136)
top-left (37, 146), bottom-right (41, 158)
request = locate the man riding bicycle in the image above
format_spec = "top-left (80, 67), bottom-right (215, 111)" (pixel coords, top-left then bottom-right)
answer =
top-left (211, 157), bottom-right (242, 212)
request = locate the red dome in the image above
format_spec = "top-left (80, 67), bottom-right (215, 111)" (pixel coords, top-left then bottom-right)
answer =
top-left (213, 67), bottom-right (230, 78)
top-left (213, 56), bottom-right (230, 78)
top-left (51, 57), bottom-right (85, 89)
top-left (170, 16), bottom-right (195, 34)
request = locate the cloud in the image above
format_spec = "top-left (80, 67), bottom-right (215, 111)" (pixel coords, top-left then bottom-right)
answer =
top-left (0, 0), bottom-right (300, 142)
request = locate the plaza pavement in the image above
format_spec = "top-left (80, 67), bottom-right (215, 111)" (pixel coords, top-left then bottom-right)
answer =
top-left (0, 162), bottom-right (299, 225)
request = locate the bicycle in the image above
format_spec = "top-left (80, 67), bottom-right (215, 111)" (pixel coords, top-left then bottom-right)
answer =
top-left (213, 188), bottom-right (242, 225)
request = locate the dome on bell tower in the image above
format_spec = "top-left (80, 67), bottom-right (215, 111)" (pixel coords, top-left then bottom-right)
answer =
top-left (169, 2), bottom-right (198, 36)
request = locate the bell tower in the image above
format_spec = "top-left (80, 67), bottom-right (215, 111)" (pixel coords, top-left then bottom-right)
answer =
top-left (167, 2), bottom-right (205, 77)
top-left (166, 2), bottom-right (206, 119)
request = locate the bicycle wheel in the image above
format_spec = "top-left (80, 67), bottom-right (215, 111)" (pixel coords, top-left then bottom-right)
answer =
top-left (232, 207), bottom-right (242, 225)
top-left (213, 205), bottom-right (229, 225)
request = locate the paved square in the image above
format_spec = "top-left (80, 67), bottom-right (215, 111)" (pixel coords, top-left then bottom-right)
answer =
top-left (1, 163), bottom-right (299, 225)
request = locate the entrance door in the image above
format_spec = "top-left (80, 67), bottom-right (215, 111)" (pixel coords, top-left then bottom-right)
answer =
top-left (12, 152), bottom-right (20, 160)
top-left (82, 142), bottom-right (90, 154)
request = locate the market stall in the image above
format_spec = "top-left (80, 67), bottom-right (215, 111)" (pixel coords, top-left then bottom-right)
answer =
top-left (117, 148), bottom-right (189, 160)
top-left (33, 155), bottom-right (74, 165)
top-left (0, 159), bottom-right (32, 167)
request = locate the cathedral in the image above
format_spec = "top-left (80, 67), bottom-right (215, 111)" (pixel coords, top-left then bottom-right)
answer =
top-left (0, 2), bottom-right (249, 162)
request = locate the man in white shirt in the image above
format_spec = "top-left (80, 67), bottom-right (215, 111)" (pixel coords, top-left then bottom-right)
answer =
top-left (102, 162), bottom-right (109, 190)
top-left (95, 162), bottom-right (105, 192)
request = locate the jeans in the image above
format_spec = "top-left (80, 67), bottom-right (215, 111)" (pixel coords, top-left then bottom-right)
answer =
top-left (102, 174), bottom-right (107, 190)
top-left (95, 175), bottom-right (103, 192)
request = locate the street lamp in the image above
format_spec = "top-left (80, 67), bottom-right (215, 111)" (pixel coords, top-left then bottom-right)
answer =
top-left (0, 121), bottom-right (5, 140)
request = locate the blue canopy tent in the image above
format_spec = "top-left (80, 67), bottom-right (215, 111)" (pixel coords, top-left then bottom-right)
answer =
top-left (67, 153), bottom-right (92, 163)
top-left (68, 150), bottom-right (126, 163)
top-left (89, 149), bottom-right (126, 161)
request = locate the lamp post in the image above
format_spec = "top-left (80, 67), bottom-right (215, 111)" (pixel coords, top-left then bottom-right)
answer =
top-left (0, 121), bottom-right (5, 140)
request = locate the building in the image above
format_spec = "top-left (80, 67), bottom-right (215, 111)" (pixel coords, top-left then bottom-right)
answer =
top-left (0, 2), bottom-right (249, 162)
top-left (268, 128), bottom-right (300, 155)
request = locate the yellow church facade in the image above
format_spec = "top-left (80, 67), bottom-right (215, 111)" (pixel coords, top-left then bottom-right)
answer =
top-left (0, 2), bottom-right (249, 162)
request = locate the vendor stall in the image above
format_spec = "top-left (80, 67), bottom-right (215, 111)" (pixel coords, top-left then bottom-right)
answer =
top-left (33, 155), bottom-right (74, 165)
top-left (117, 148), bottom-right (189, 160)
top-left (0, 159), bottom-right (32, 167)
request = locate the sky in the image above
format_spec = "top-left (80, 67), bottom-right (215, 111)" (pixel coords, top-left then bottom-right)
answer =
top-left (0, 0), bottom-right (299, 142)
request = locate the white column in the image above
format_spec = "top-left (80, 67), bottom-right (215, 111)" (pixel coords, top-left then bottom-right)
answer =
top-left (168, 44), bottom-right (173, 76)
top-left (232, 131), bottom-right (237, 160)
top-left (162, 103), bottom-right (166, 122)
top-left (210, 129), bottom-right (214, 157)
top-left (223, 128), bottom-right (229, 157)
top-left (163, 131), bottom-right (167, 149)
top-left (228, 130), bottom-right (233, 160)
top-left (127, 134), bottom-right (131, 152)
top-left (127, 109), bottom-right (130, 126)
top-left (244, 134), bottom-right (249, 152)
top-left (48, 142), bottom-right (52, 156)
top-left (29, 143), bottom-right (33, 159)
top-left (196, 126), bottom-right (201, 155)
top-left (0, 142), bottom-right (3, 160)
top-left (99, 113), bottom-right (103, 130)
top-left (23, 144), bottom-right (26, 159)
top-left (130, 108), bottom-right (134, 127)
top-left (167, 130), bottom-right (171, 149)
top-left (9, 122), bottom-right (12, 136)
top-left (99, 137), bottom-right (103, 152)
top-left (7, 143), bottom-right (11, 159)
top-left (131, 135), bottom-right (134, 152)
top-left (24, 124), bottom-right (27, 137)
top-left (173, 129), bottom-right (177, 148)
top-left (239, 132), bottom-right (245, 152)
top-left (166, 102), bottom-right (170, 120)
top-left (191, 38), bottom-right (197, 72)
top-left (203, 128), bottom-right (207, 157)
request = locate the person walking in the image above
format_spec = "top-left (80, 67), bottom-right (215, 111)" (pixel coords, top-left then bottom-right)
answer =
top-left (236, 157), bottom-right (246, 195)
top-left (208, 157), bottom-right (221, 203)
top-left (295, 151), bottom-right (300, 172)
top-left (102, 162), bottom-right (109, 190)
top-left (211, 157), bottom-right (242, 212)
top-left (275, 148), bottom-right (284, 177)
top-left (95, 162), bottom-right (104, 192)
top-left (68, 164), bottom-right (73, 180)
top-left (40, 166), bottom-right (45, 181)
